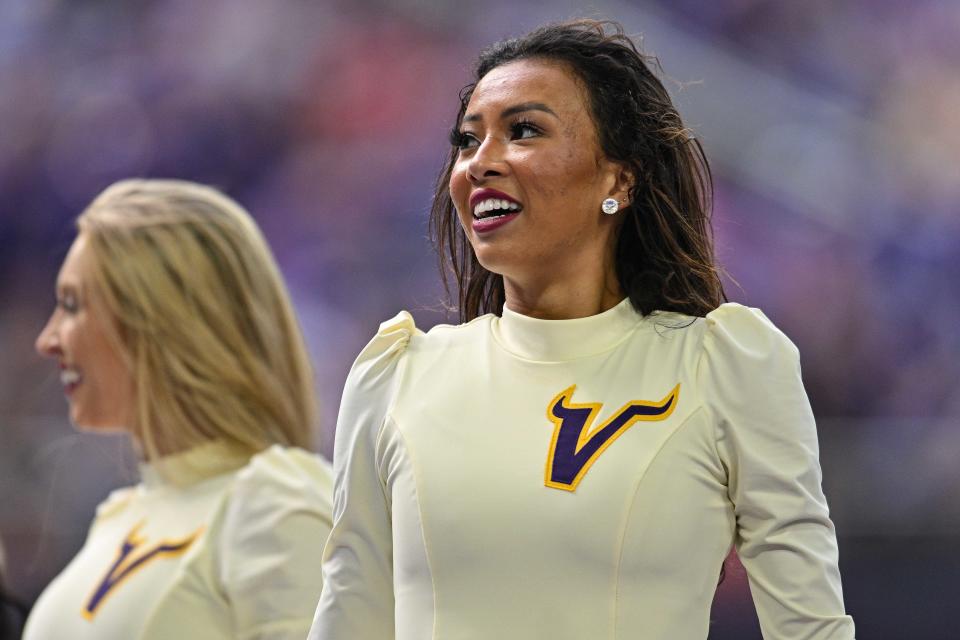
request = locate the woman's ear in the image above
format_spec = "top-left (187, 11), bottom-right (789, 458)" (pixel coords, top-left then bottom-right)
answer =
top-left (608, 162), bottom-right (636, 208)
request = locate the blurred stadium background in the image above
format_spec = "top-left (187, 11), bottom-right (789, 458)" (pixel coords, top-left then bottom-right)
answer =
top-left (1, 0), bottom-right (958, 637)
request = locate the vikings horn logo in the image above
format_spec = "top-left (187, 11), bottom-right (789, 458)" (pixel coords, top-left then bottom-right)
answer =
top-left (83, 521), bottom-right (203, 620)
top-left (545, 384), bottom-right (679, 491)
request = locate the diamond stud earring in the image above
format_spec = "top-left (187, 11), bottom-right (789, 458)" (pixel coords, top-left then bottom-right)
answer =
top-left (601, 198), bottom-right (619, 215)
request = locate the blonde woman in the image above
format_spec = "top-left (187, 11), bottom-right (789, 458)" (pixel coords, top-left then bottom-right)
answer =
top-left (25, 179), bottom-right (333, 640)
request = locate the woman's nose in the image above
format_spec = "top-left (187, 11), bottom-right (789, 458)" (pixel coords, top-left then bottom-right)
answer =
top-left (467, 139), bottom-right (507, 183)
top-left (36, 314), bottom-right (61, 359)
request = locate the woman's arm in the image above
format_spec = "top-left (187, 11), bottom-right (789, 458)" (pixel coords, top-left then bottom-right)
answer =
top-left (308, 312), bottom-right (416, 640)
top-left (701, 304), bottom-right (856, 639)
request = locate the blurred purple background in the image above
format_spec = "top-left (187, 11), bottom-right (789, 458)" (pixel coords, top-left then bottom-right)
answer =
top-left (1, 1), bottom-right (957, 637)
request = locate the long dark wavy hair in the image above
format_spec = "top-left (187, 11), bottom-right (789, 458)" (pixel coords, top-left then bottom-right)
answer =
top-left (429, 19), bottom-right (726, 321)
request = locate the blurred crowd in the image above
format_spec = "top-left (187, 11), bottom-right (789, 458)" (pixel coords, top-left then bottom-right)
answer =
top-left (1, 0), bottom-right (957, 637)
top-left (667, 0), bottom-right (960, 417)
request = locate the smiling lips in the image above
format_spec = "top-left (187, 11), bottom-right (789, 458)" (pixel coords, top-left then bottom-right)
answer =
top-left (61, 366), bottom-right (81, 394)
top-left (469, 189), bottom-right (523, 233)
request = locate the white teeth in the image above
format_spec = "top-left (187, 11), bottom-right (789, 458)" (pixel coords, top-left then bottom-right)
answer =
top-left (473, 197), bottom-right (522, 217)
top-left (61, 369), bottom-right (80, 386)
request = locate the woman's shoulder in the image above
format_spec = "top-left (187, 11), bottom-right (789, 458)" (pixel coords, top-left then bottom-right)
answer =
top-left (239, 444), bottom-right (333, 483)
top-left (647, 301), bottom-right (789, 339)
top-left (214, 446), bottom-right (333, 567)
top-left (341, 311), bottom-right (421, 400)
top-left (636, 303), bottom-right (792, 356)
top-left (371, 309), bottom-right (492, 343)
top-left (92, 485), bottom-right (138, 521)
top-left (357, 310), bottom-right (420, 361)
top-left (227, 445), bottom-right (333, 517)
top-left (696, 303), bottom-right (803, 409)
top-left (352, 310), bottom-right (492, 373)
top-left (701, 302), bottom-right (798, 359)
top-left (416, 311), bottom-right (494, 351)
top-left (214, 446), bottom-right (332, 607)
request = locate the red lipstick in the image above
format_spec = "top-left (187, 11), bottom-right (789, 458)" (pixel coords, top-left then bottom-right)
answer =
top-left (469, 188), bottom-right (522, 210)
top-left (472, 214), bottom-right (518, 234)
top-left (469, 188), bottom-right (522, 234)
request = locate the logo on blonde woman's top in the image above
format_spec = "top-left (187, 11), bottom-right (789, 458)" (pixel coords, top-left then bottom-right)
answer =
top-left (545, 384), bottom-right (680, 491)
top-left (83, 521), bottom-right (203, 620)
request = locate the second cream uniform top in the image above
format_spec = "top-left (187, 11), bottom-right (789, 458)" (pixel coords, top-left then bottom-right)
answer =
top-left (310, 300), bottom-right (855, 639)
top-left (24, 443), bottom-right (334, 640)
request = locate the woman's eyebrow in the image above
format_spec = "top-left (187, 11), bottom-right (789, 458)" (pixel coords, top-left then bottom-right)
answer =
top-left (56, 283), bottom-right (79, 297)
top-left (463, 101), bottom-right (559, 123)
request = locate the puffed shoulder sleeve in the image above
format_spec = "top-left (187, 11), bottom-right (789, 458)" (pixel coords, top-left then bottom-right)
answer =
top-left (309, 311), bottom-right (417, 640)
top-left (218, 445), bottom-right (334, 640)
top-left (700, 304), bottom-right (855, 639)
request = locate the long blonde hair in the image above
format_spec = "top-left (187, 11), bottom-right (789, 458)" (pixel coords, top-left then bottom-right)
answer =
top-left (77, 179), bottom-right (315, 461)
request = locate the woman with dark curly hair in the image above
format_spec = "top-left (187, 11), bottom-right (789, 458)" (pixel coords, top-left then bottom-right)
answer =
top-left (310, 20), bottom-right (854, 639)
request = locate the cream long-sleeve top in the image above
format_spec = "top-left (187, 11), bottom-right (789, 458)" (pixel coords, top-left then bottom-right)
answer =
top-left (24, 443), bottom-right (334, 640)
top-left (310, 300), bottom-right (855, 640)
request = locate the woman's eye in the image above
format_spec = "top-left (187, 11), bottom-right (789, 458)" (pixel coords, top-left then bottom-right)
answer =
top-left (59, 294), bottom-right (79, 313)
top-left (510, 121), bottom-right (541, 140)
top-left (450, 129), bottom-right (480, 150)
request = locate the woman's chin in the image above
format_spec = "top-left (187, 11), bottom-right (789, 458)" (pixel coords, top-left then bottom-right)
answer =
top-left (69, 409), bottom-right (129, 434)
top-left (472, 249), bottom-right (515, 278)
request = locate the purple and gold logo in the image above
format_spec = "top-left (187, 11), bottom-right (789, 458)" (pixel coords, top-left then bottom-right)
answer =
top-left (83, 521), bottom-right (203, 620)
top-left (545, 384), bottom-right (680, 491)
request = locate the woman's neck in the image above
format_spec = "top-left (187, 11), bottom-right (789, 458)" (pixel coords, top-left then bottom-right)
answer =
top-left (503, 272), bottom-right (624, 320)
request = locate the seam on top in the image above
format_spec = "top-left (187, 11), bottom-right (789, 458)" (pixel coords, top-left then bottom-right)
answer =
top-left (373, 417), bottom-right (394, 516)
top-left (386, 415), bottom-right (439, 640)
top-left (385, 328), bottom-right (415, 420)
top-left (694, 319), bottom-right (728, 482)
top-left (373, 331), bottom-right (414, 509)
top-left (422, 313), bottom-right (492, 334)
top-left (376, 327), bottom-right (415, 504)
top-left (379, 331), bottom-right (438, 639)
top-left (611, 403), bottom-right (704, 638)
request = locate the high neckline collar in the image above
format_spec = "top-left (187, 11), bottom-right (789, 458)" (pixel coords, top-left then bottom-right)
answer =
top-left (139, 440), bottom-right (251, 490)
top-left (492, 297), bottom-right (647, 361)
